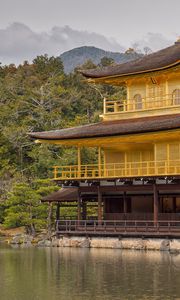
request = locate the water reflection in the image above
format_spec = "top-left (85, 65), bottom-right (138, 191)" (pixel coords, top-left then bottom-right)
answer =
top-left (0, 245), bottom-right (179, 300)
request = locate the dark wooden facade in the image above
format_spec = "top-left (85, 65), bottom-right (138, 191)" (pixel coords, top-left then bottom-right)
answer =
top-left (43, 180), bottom-right (180, 237)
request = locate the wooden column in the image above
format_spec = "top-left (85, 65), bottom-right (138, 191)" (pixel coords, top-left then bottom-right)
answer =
top-left (77, 147), bottom-right (81, 178)
top-left (160, 197), bottom-right (164, 213)
top-left (103, 198), bottom-right (106, 219)
top-left (77, 189), bottom-right (81, 221)
top-left (82, 201), bottom-right (87, 220)
top-left (165, 78), bottom-right (169, 105)
top-left (126, 84), bottom-right (130, 111)
top-left (153, 184), bottom-right (159, 225)
top-left (47, 202), bottom-right (53, 238)
top-left (98, 186), bottom-right (102, 223)
top-left (103, 97), bottom-right (106, 114)
top-left (56, 202), bottom-right (60, 220)
top-left (124, 152), bottom-right (127, 177)
top-left (98, 147), bottom-right (101, 177)
top-left (172, 197), bottom-right (176, 213)
top-left (123, 192), bottom-right (127, 215)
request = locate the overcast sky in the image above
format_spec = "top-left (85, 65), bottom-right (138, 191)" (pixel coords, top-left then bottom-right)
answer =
top-left (0, 0), bottom-right (179, 64)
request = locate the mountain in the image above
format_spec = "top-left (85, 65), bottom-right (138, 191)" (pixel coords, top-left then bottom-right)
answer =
top-left (60, 46), bottom-right (142, 73)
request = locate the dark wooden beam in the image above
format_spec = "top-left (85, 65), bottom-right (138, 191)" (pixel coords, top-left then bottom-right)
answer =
top-left (60, 203), bottom-right (99, 207)
top-left (79, 184), bottom-right (180, 193)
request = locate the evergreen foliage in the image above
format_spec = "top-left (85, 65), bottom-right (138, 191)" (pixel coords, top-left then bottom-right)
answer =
top-left (0, 54), bottom-right (125, 230)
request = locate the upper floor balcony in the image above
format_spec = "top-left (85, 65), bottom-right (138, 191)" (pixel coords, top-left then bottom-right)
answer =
top-left (53, 159), bottom-right (180, 181)
top-left (102, 92), bottom-right (180, 120)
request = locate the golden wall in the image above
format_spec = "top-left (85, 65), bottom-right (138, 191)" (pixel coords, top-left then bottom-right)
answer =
top-left (104, 141), bottom-right (180, 165)
top-left (102, 71), bottom-right (180, 121)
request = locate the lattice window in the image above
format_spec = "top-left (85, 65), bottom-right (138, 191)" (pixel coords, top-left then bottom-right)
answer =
top-left (169, 143), bottom-right (180, 161)
top-left (155, 144), bottom-right (167, 161)
top-left (148, 83), bottom-right (166, 107)
top-left (172, 89), bottom-right (180, 105)
top-left (134, 94), bottom-right (142, 110)
top-left (127, 151), bottom-right (141, 162)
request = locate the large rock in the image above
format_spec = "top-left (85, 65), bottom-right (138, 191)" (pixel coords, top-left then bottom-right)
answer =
top-left (145, 239), bottom-right (162, 250)
top-left (170, 239), bottom-right (180, 253)
top-left (10, 234), bottom-right (34, 245)
top-left (11, 235), bottom-right (23, 244)
top-left (37, 239), bottom-right (52, 247)
top-left (121, 238), bottom-right (146, 250)
top-left (90, 237), bottom-right (122, 248)
top-left (160, 239), bottom-right (170, 251)
top-left (79, 238), bottom-right (90, 248)
top-left (51, 238), bottom-right (59, 247)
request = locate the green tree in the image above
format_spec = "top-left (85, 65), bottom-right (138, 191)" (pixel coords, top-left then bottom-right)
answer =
top-left (0, 53), bottom-right (126, 228)
top-left (99, 56), bottom-right (115, 67)
top-left (3, 180), bottom-right (58, 234)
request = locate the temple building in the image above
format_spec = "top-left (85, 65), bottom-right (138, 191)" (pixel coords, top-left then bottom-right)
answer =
top-left (29, 41), bottom-right (180, 237)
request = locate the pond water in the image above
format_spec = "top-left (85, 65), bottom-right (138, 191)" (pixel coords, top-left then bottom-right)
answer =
top-left (0, 243), bottom-right (180, 300)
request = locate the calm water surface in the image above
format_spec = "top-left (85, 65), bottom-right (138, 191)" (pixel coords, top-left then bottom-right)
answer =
top-left (0, 243), bottom-right (180, 300)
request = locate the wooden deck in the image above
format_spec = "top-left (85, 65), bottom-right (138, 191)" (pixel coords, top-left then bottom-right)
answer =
top-left (56, 220), bottom-right (180, 237)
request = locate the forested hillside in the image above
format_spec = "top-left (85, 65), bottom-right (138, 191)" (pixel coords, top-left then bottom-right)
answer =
top-left (0, 54), bottom-right (125, 232)
top-left (60, 46), bottom-right (142, 73)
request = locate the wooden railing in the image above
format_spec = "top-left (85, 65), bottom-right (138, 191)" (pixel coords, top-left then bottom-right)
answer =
top-left (56, 220), bottom-right (180, 236)
top-left (103, 94), bottom-right (180, 114)
top-left (53, 159), bottom-right (180, 180)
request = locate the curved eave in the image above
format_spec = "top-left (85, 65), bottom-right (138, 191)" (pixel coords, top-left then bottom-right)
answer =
top-left (81, 42), bottom-right (180, 85)
top-left (33, 129), bottom-right (180, 148)
top-left (29, 113), bottom-right (180, 145)
top-left (85, 61), bottom-right (180, 85)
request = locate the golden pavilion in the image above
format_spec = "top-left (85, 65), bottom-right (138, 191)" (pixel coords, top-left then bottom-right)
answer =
top-left (30, 41), bottom-right (180, 237)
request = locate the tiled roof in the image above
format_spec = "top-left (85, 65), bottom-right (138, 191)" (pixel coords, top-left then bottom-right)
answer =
top-left (81, 42), bottom-right (180, 79)
top-left (29, 114), bottom-right (180, 141)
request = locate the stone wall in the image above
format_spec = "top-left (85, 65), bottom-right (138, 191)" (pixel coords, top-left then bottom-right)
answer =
top-left (50, 236), bottom-right (180, 252)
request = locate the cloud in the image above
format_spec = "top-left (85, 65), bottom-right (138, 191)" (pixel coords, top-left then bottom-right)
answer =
top-left (0, 22), bottom-right (125, 65)
top-left (131, 32), bottom-right (175, 52)
top-left (0, 24), bottom-right (177, 65)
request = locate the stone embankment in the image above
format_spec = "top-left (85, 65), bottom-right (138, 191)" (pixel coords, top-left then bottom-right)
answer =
top-left (47, 236), bottom-right (180, 252)
top-left (3, 233), bottom-right (180, 253)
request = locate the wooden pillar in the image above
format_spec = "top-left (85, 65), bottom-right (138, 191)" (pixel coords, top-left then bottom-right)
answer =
top-left (103, 198), bottom-right (106, 219)
top-left (77, 147), bottom-right (81, 178)
top-left (103, 151), bottom-right (106, 177)
top-left (124, 152), bottom-right (127, 177)
top-left (172, 197), bottom-right (176, 213)
top-left (77, 189), bottom-right (81, 221)
top-left (98, 147), bottom-right (101, 177)
top-left (82, 201), bottom-right (87, 220)
top-left (123, 192), bottom-right (127, 213)
top-left (103, 97), bottom-right (106, 114)
top-left (153, 184), bottom-right (159, 225)
top-left (98, 186), bottom-right (102, 223)
top-left (126, 84), bottom-right (130, 111)
top-left (165, 78), bottom-right (169, 105)
top-left (56, 202), bottom-right (60, 220)
top-left (47, 202), bottom-right (53, 238)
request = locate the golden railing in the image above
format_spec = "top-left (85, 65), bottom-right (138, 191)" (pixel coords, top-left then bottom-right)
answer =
top-left (53, 160), bottom-right (180, 180)
top-left (103, 94), bottom-right (180, 114)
